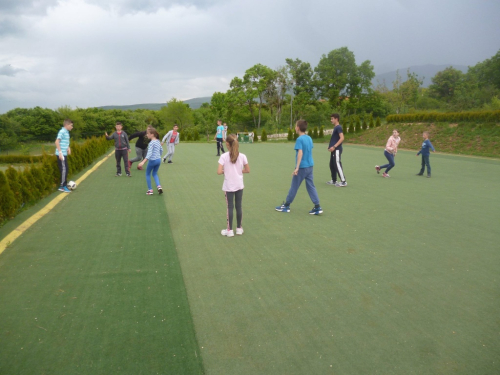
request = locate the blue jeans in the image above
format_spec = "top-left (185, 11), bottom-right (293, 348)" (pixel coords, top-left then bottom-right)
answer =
top-left (146, 158), bottom-right (161, 190)
top-left (419, 154), bottom-right (431, 175)
top-left (380, 150), bottom-right (395, 173)
top-left (285, 167), bottom-right (320, 205)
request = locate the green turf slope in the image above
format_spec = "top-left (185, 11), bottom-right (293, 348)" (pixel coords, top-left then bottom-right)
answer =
top-left (165, 143), bottom-right (500, 375)
top-left (0, 156), bottom-right (204, 374)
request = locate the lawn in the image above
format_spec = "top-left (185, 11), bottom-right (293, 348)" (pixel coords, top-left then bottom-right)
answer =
top-left (1, 142), bottom-right (499, 374)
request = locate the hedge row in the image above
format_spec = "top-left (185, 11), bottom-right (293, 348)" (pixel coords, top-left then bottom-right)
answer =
top-left (387, 110), bottom-right (500, 124)
top-left (0, 155), bottom-right (44, 164)
top-left (0, 136), bottom-right (111, 223)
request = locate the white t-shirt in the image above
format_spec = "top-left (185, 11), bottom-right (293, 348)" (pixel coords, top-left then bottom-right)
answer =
top-left (218, 152), bottom-right (248, 192)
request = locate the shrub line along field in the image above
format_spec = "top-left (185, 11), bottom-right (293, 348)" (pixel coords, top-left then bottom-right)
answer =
top-left (1, 142), bottom-right (499, 374)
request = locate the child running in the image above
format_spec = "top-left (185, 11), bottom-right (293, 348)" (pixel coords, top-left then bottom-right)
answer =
top-left (416, 131), bottom-right (435, 178)
top-left (375, 129), bottom-right (401, 178)
top-left (138, 127), bottom-right (163, 195)
top-left (217, 134), bottom-right (250, 237)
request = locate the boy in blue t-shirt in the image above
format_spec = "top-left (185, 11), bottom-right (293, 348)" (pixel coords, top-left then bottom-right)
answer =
top-left (55, 119), bottom-right (74, 193)
top-left (276, 120), bottom-right (322, 215)
top-left (213, 120), bottom-right (226, 156)
top-left (416, 131), bottom-right (435, 178)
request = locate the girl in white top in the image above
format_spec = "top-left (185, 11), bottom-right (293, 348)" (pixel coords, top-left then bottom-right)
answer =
top-left (217, 134), bottom-right (250, 237)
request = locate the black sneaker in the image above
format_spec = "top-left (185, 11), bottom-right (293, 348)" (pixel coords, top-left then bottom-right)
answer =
top-left (427, 175), bottom-right (431, 178)
top-left (416, 173), bottom-right (423, 176)
top-left (126, 173), bottom-right (131, 177)
top-left (167, 160), bottom-right (173, 164)
top-left (275, 202), bottom-right (290, 212)
top-left (162, 158), bottom-right (166, 163)
top-left (157, 185), bottom-right (163, 195)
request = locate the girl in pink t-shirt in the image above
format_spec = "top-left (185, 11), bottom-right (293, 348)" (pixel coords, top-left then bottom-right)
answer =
top-left (217, 134), bottom-right (250, 237)
top-left (375, 129), bottom-right (401, 178)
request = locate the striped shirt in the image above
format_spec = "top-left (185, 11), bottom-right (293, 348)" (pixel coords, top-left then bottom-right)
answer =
top-left (55, 127), bottom-right (70, 156)
top-left (146, 139), bottom-right (163, 161)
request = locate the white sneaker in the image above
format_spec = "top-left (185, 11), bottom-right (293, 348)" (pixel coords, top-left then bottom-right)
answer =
top-left (236, 227), bottom-right (244, 235)
top-left (221, 229), bottom-right (234, 237)
top-left (326, 180), bottom-right (335, 185)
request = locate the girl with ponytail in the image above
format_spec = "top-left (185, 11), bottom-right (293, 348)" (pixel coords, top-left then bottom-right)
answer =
top-left (217, 134), bottom-right (250, 237)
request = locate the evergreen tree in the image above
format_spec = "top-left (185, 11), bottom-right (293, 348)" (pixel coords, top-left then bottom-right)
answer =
top-left (261, 129), bottom-right (268, 141)
top-left (287, 128), bottom-right (293, 141)
top-left (312, 127), bottom-right (318, 138)
top-left (319, 126), bottom-right (324, 138)
top-left (5, 167), bottom-right (23, 209)
top-left (376, 117), bottom-right (381, 127)
top-left (0, 171), bottom-right (16, 221)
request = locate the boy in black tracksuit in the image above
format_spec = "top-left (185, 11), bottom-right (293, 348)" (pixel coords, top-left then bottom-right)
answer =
top-left (327, 113), bottom-right (347, 187)
top-left (128, 129), bottom-right (151, 170)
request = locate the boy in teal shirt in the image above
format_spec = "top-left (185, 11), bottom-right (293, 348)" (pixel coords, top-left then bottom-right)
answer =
top-left (276, 120), bottom-right (322, 215)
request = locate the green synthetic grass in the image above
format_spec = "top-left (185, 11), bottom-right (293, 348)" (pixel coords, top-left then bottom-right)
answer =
top-left (1, 143), bottom-right (499, 374)
top-left (0, 155), bottom-right (204, 374)
top-left (165, 143), bottom-right (500, 374)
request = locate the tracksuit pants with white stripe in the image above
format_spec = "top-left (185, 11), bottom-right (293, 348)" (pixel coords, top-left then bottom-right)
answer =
top-left (57, 156), bottom-right (69, 187)
top-left (330, 149), bottom-right (346, 183)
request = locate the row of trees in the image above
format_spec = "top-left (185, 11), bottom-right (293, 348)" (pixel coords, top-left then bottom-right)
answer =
top-left (376, 50), bottom-right (500, 113)
top-left (1, 48), bottom-right (499, 151)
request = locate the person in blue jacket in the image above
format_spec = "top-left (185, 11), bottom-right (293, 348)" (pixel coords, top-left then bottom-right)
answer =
top-left (416, 131), bottom-right (435, 178)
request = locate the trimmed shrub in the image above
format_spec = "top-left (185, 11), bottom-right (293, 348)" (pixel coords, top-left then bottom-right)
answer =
top-left (294, 129), bottom-right (298, 140)
top-left (192, 129), bottom-right (200, 141)
top-left (0, 171), bottom-right (16, 221)
top-left (287, 128), bottom-right (293, 141)
top-left (355, 117), bottom-right (361, 133)
top-left (0, 155), bottom-right (43, 164)
top-left (252, 131), bottom-right (258, 143)
top-left (319, 126), bottom-right (324, 138)
top-left (369, 115), bottom-right (374, 129)
top-left (5, 167), bottom-right (23, 209)
top-left (261, 129), bottom-right (268, 142)
top-left (312, 127), bottom-right (319, 139)
top-left (386, 110), bottom-right (500, 123)
top-left (376, 117), bottom-right (381, 127)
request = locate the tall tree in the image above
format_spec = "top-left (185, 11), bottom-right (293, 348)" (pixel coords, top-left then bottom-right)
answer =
top-left (243, 64), bottom-right (276, 128)
top-left (428, 67), bottom-right (465, 102)
top-left (158, 98), bottom-right (193, 131)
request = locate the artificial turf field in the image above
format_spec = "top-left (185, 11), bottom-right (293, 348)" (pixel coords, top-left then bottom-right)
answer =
top-left (1, 142), bottom-right (499, 374)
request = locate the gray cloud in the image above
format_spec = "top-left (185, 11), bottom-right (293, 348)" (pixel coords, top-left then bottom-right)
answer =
top-left (0, 0), bottom-right (59, 15)
top-left (0, 0), bottom-right (499, 113)
top-left (0, 64), bottom-right (25, 76)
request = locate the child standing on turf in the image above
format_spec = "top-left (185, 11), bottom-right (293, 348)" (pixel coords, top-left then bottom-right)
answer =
top-left (214, 120), bottom-right (225, 156)
top-left (105, 122), bottom-right (131, 177)
top-left (161, 124), bottom-right (180, 164)
top-left (55, 119), bottom-right (73, 193)
top-left (217, 134), bottom-right (250, 237)
top-left (416, 131), bottom-right (435, 178)
top-left (138, 127), bottom-right (163, 195)
top-left (276, 120), bottom-right (322, 215)
top-left (376, 129), bottom-right (401, 178)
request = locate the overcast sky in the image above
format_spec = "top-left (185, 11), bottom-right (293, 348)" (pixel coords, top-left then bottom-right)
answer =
top-left (0, 0), bottom-right (499, 113)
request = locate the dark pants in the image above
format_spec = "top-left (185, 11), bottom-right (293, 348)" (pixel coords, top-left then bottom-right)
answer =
top-left (285, 167), bottom-right (320, 205)
top-left (56, 156), bottom-right (69, 187)
top-left (216, 138), bottom-right (225, 155)
top-left (419, 154), bottom-right (431, 175)
top-left (329, 149), bottom-right (346, 182)
top-left (115, 149), bottom-right (130, 174)
top-left (225, 189), bottom-right (243, 230)
top-left (380, 150), bottom-right (396, 173)
top-left (129, 146), bottom-right (147, 163)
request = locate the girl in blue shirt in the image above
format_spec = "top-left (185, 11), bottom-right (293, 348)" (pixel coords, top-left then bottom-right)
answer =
top-left (138, 128), bottom-right (163, 195)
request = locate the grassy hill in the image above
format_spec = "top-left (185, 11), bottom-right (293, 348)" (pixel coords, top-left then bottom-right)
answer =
top-left (345, 122), bottom-right (500, 158)
top-left (98, 96), bottom-right (212, 111)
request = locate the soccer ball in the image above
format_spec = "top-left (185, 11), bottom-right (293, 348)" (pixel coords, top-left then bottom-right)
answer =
top-left (67, 181), bottom-right (77, 190)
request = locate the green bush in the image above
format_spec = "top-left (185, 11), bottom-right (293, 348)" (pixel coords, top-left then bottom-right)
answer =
top-left (386, 110), bottom-right (500, 123)
top-left (376, 117), bottom-right (381, 127)
top-left (0, 171), bottom-right (16, 221)
top-left (0, 155), bottom-right (43, 164)
top-left (319, 126), bottom-right (324, 138)
top-left (369, 115), bottom-right (374, 129)
top-left (294, 129), bottom-right (298, 140)
top-left (355, 117), bottom-right (361, 133)
top-left (287, 129), bottom-right (293, 141)
top-left (253, 131), bottom-right (258, 143)
top-left (261, 129), bottom-right (268, 142)
top-left (192, 129), bottom-right (199, 141)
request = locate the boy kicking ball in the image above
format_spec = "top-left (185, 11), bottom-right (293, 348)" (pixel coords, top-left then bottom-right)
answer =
top-left (276, 120), bottom-right (322, 215)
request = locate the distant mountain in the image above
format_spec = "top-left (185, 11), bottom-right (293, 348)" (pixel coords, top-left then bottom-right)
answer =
top-left (373, 64), bottom-right (468, 88)
top-left (98, 96), bottom-right (212, 111)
